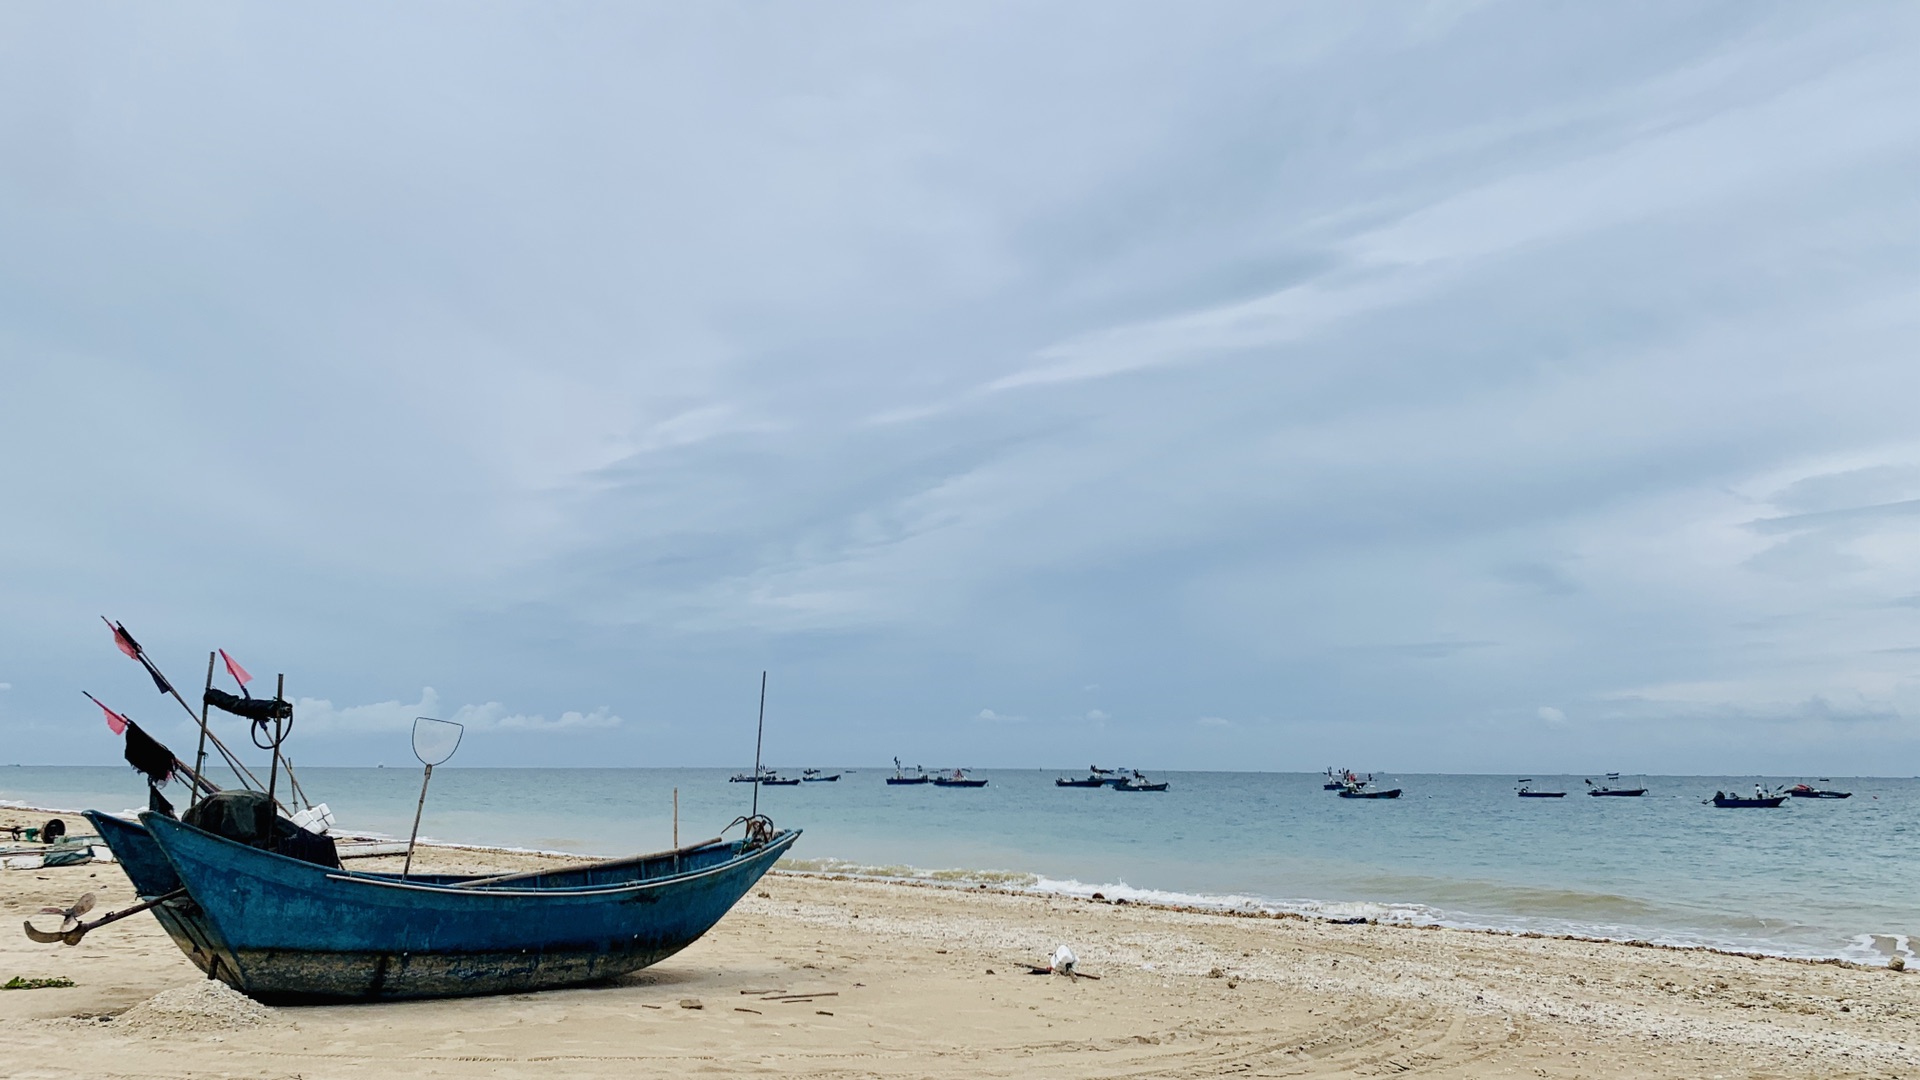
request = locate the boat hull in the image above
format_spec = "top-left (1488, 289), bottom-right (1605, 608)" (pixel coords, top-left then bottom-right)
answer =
top-left (83, 811), bottom-right (226, 979)
top-left (932, 779), bottom-right (988, 787)
top-left (1713, 796), bottom-right (1787, 808)
top-left (885, 776), bottom-right (930, 785)
top-left (1337, 789), bottom-right (1401, 799)
top-left (1588, 789), bottom-right (1646, 797)
top-left (1517, 791), bottom-right (1567, 798)
top-left (139, 812), bottom-right (798, 1002)
top-left (1788, 789), bottom-right (1851, 799)
top-left (1055, 778), bottom-right (1105, 788)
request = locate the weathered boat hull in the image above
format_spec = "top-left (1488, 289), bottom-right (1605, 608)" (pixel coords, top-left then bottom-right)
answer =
top-left (139, 812), bottom-right (798, 1002)
top-left (84, 811), bottom-right (225, 979)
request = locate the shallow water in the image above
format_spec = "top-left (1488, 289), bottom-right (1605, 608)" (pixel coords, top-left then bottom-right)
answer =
top-left (6, 765), bottom-right (1912, 964)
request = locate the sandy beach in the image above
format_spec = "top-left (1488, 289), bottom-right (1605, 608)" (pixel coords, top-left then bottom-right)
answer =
top-left (1, 806), bottom-right (1916, 1079)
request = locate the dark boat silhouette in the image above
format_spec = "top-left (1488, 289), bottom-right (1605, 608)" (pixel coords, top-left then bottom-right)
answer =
top-left (885, 757), bottom-right (930, 785)
top-left (1337, 786), bottom-right (1401, 799)
top-left (1712, 793), bottom-right (1787, 808)
top-left (1114, 771), bottom-right (1169, 792)
top-left (1585, 776), bottom-right (1645, 797)
top-left (1516, 780), bottom-right (1566, 798)
top-left (1787, 783), bottom-right (1851, 799)
top-left (931, 768), bottom-right (988, 788)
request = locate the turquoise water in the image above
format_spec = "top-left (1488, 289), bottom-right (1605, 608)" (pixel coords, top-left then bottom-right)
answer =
top-left (6, 766), bottom-right (1913, 964)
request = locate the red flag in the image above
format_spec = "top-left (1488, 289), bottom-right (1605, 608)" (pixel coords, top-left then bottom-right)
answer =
top-left (103, 617), bottom-right (174, 695)
top-left (219, 648), bottom-right (253, 688)
top-left (106, 617), bottom-right (139, 660)
top-left (83, 692), bottom-right (129, 736)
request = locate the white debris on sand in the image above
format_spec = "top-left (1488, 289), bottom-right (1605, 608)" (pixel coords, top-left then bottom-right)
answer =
top-left (115, 980), bottom-right (277, 1033)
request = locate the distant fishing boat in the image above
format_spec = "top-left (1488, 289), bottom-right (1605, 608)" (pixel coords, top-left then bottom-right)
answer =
top-left (931, 768), bottom-right (988, 788)
top-left (1711, 791), bottom-right (1787, 808)
top-left (1787, 783), bottom-right (1851, 799)
top-left (1322, 767), bottom-right (1355, 791)
top-left (1516, 780), bottom-right (1566, 798)
top-left (886, 757), bottom-right (930, 785)
top-left (1585, 776), bottom-right (1645, 797)
top-left (730, 766), bottom-right (799, 785)
top-left (801, 769), bottom-right (840, 782)
top-left (1114, 776), bottom-right (1169, 792)
top-left (1337, 785), bottom-right (1401, 799)
top-left (1055, 775), bottom-right (1106, 788)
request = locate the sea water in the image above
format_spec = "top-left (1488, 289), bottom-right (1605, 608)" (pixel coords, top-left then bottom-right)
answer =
top-left (5, 766), bottom-right (1913, 965)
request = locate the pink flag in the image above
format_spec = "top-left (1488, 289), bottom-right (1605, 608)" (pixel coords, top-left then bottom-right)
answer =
top-left (219, 649), bottom-right (253, 688)
top-left (84, 692), bottom-right (128, 736)
top-left (106, 617), bottom-right (139, 660)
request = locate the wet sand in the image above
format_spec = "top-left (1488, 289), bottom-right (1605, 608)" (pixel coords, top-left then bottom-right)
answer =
top-left (1, 806), bottom-right (1916, 1078)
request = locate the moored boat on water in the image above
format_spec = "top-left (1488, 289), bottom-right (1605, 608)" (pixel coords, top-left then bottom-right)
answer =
top-left (1114, 777), bottom-right (1169, 792)
top-left (1787, 783), bottom-right (1851, 799)
top-left (801, 769), bottom-right (840, 782)
top-left (1711, 792), bottom-right (1787, 808)
top-left (931, 768), bottom-right (988, 788)
top-left (1055, 775), bottom-right (1105, 788)
top-left (886, 757), bottom-right (930, 785)
top-left (1337, 784), bottom-right (1401, 799)
top-left (1585, 775), bottom-right (1646, 797)
top-left (1516, 780), bottom-right (1567, 798)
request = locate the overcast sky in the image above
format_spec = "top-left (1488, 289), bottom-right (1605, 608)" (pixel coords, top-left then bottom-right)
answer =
top-left (3, 2), bottom-right (1918, 774)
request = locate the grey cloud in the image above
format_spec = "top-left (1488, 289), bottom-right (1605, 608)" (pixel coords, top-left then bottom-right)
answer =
top-left (3, 3), bottom-right (1920, 774)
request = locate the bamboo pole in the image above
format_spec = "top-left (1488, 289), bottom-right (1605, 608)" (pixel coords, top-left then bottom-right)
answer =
top-left (189, 652), bottom-right (216, 810)
top-left (265, 675), bottom-right (284, 812)
top-left (401, 764), bottom-right (434, 881)
top-left (751, 671), bottom-right (766, 820)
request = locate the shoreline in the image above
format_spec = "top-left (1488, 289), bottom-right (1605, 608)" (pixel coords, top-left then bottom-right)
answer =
top-left (774, 869), bottom-right (1903, 974)
top-left (5, 799), bottom-right (1907, 971)
top-left (2, 802), bottom-right (1917, 1077)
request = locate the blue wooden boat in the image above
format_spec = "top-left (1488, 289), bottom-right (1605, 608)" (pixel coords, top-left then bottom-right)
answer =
top-left (81, 812), bottom-right (223, 968)
top-left (133, 811), bottom-right (798, 1002)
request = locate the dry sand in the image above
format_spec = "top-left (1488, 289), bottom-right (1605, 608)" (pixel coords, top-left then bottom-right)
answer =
top-left (2, 805), bottom-right (1916, 1078)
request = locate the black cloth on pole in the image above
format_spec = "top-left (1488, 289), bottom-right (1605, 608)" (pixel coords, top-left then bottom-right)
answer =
top-left (122, 719), bottom-right (175, 787)
top-left (204, 687), bottom-right (292, 722)
top-left (138, 656), bottom-right (174, 695)
top-left (148, 782), bottom-right (176, 818)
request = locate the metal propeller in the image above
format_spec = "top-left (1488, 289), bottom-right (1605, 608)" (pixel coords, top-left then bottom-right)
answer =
top-left (23, 888), bottom-right (185, 946)
top-left (35, 892), bottom-right (95, 932)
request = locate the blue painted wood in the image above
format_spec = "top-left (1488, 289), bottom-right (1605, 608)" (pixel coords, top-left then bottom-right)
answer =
top-left (84, 811), bottom-right (232, 978)
top-left (138, 812), bottom-right (799, 1001)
